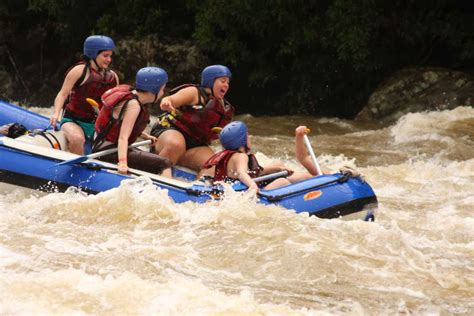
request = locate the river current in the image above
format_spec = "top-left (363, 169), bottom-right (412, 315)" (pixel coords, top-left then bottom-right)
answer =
top-left (1, 106), bottom-right (473, 315)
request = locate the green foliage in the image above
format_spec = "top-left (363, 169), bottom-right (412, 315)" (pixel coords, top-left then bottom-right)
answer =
top-left (1, 0), bottom-right (472, 116)
top-left (190, 1), bottom-right (329, 114)
top-left (326, 0), bottom-right (381, 70)
top-left (94, 0), bottom-right (193, 38)
top-left (190, 0), bottom-right (473, 116)
top-left (27, 0), bottom-right (112, 45)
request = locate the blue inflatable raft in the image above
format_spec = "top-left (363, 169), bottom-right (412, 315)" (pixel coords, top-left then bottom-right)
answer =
top-left (0, 100), bottom-right (377, 220)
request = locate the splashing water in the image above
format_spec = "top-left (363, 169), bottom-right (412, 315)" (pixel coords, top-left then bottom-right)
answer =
top-left (1, 106), bottom-right (473, 314)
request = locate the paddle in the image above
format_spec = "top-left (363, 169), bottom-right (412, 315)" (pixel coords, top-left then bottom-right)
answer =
top-left (53, 139), bottom-right (152, 167)
top-left (303, 130), bottom-right (323, 176)
top-left (253, 170), bottom-right (289, 183)
top-left (31, 122), bottom-right (55, 134)
top-left (231, 170), bottom-right (289, 191)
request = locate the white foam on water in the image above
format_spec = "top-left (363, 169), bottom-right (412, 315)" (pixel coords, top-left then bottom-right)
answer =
top-left (0, 268), bottom-right (333, 315)
top-left (2, 106), bottom-right (473, 314)
top-left (390, 106), bottom-right (474, 145)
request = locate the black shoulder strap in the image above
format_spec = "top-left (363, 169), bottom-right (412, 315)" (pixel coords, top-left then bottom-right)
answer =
top-left (62, 62), bottom-right (90, 113)
top-left (197, 86), bottom-right (210, 106)
top-left (117, 97), bottom-right (137, 122)
top-left (74, 63), bottom-right (90, 87)
top-left (92, 97), bottom-right (136, 151)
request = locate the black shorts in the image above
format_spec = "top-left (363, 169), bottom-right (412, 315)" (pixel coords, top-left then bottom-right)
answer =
top-left (150, 122), bottom-right (206, 150)
top-left (94, 141), bottom-right (171, 174)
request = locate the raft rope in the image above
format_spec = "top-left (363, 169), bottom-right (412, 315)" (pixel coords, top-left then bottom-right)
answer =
top-left (339, 166), bottom-right (361, 178)
top-left (29, 130), bottom-right (62, 150)
top-left (258, 167), bottom-right (364, 202)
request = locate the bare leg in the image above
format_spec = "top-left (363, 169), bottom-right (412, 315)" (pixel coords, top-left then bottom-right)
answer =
top-left (197, 165), bottom-right (215, 179)
top-left (161, 168), bottom-right (172, 178)
top-left (153, 130), bottom-right (186, 165)
top-left (61, 122), bottom-right (85, 155)
top-left (178, 145), bottom-right (215, 175)
top-left (264, 178), bottom-right (291, 190)
top-left (295, 126), bottom-right (321, 176)
top-left (287, 171), bottom-right (313, 183)
top-left (262, 160), bottom-right (314, 183)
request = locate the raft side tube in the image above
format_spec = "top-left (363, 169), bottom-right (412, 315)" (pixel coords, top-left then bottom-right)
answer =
top-left (0, 100), bottom-right (50, 130)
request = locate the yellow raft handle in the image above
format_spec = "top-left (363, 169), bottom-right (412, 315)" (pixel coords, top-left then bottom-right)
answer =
top-left (86, 98), bottom-right (100, 110)
top-left (211, 127), bottom-right (223, 134)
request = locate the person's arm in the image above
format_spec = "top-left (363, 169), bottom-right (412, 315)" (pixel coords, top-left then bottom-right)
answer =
top-left (50, 64), bottom-right (86, 127)
top-left (228, 153), bottom-right (259, 191)
top-left (295, 125), bottom-right (319, 176)
top-left (160, 86), bottom-right (199, 112)
top-left (116, 100), bottom-right (141, 174)
top-left (140, 131), bottom-right (157, 144)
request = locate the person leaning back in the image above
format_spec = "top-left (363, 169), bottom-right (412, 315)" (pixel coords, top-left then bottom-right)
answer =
top-left (203, 121), bottom-right (313, 192)
top-left (150, 65), bottom-right (234, 177)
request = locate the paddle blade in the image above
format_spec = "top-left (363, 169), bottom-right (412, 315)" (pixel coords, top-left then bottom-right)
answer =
top-left (53, 155), bottom-right (89, 167)
top-left (51, 139), bottom-right (150, 168)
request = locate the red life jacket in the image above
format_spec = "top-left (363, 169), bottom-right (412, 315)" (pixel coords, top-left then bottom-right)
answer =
top-left (203, 149), bottom-right (263, 182)
top-left (166, 84), bottom-right (234, 145)
top-left (64, 62), bottom-right (117, 122)
top-left (94, 84), bottom-right (149, 146)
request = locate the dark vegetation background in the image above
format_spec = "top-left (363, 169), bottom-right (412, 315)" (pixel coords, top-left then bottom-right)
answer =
top-left (0, 0), bottom-right (472, 118)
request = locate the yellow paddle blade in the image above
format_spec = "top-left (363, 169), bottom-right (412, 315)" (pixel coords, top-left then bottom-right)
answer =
top-left (211, 127), bottom-right (223, 134)
top-left (86, 98), bottom-right (100, 108)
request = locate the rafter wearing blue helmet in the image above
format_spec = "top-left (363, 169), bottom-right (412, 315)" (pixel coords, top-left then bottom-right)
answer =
top-left (219, 121), bottom-right (248, 150)
top-left (136, 66), bottom-right (168, 104)
top-left (201, 65), bottom-right (232, 90)
top-left (50, 35), bottom-right (119, 155)
top-left (203, 121), bottom-right (296, 191)
top-left (92, 66), bottom-right (171, 177)
top-left (149, 64), bottom-right (234, 177)
top-left (84, 35), bottom-right (116, 59)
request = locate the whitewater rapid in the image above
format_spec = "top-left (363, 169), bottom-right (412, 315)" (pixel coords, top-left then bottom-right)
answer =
top-left (1, 106), bottom-right (473, 314)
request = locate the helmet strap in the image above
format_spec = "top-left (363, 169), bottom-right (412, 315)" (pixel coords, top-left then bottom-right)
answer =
top-left (91, 58), bottom-right (104, 71)
top-left (203, 86), bottom-right (214, 97)
top-left (209, 83), bottom-right (215, 97)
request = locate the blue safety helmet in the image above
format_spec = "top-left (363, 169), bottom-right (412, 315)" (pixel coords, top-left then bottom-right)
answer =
top-left (201, 65), bottom-right (232, 88)
top-left (219, 121), bottom-right (248, 150)
top-left (136, 67), bottom-right (168, 93)
top-left (83, 35), bottom-right (116, 59)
